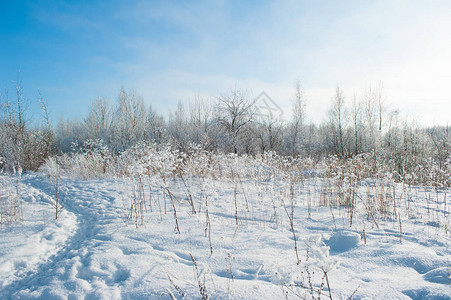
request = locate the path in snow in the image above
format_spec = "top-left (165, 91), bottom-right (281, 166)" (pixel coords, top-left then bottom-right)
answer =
top-left (0, 175), bottom-right (450, 299)
top-left (0, 176), bottom-right (133, 299)
top-left (0, 176), bottom-right (77, 292)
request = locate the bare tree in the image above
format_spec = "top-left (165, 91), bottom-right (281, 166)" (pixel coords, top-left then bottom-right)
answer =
top-left (328, 86), bottom-right (347, 156)
top-left (168, 101), bottom-right (189, 150)
top-left (15, 72), bottom-right (27, 132)
top-left (38, 90), bottom-right (55, 159)
top-left (112, 87), bottom-right (147, 150)
top-left (85, 97), bottom-right (114, 140)
top-left (0, 74), bottom-right (29, 170)
top-left (189, 94), bottom-right (213, 146)
top-left (216, 87), bottom-right (255, 154)
top-left (256, 118), bottom-right (284, 153)
top-left (376, 83), bottom-right (385, 132)
top-left (291, 79), bottom-right (306, 156)
top-left (385, 109), bottom-right (400, 153)
top-left (146, 105), bottom-right (166, 144)
top-left (351, 94), bottom-right (362, 155)
top-left (361, 83), bottom-right (385, 152)
top-left (0, 73), bottom-right (51, 171)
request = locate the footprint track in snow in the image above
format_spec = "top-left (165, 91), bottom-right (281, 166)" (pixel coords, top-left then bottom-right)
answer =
top-left (0, 177), bottom-right (132, 298)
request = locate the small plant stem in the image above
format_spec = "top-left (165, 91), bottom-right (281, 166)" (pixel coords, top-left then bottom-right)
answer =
top-left (234, 183), bottom-right (238, 225)
top-left (166, 187), bottom-right (181, 234)
top-left (398, 212), bottom-right (402, 243)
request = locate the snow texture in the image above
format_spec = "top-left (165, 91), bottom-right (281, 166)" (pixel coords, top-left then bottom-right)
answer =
top-left (0, 173), bottom-right (450, 299)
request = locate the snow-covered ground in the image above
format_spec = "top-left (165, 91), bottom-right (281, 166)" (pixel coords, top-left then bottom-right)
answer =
top-left (0, 173), bottom-right (450, 299)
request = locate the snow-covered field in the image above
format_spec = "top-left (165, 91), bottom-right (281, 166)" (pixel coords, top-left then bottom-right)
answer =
top-left (0, 172), bottom-right (450, 299)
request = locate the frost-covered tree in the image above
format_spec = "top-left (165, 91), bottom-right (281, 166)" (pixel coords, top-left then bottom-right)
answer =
top-left (0, 76), bottom-right (54, 171)
top-left (216, 87), bottom-right (255, 154)
top-left (255, 118), bottom-right (284, 153)
top-left (189, 94), bottom-right (213, 147)
top-left (145, 105), bottom-right (166, 144)
top-left (84, 97), bottom-right (114, 141)
top-left (351, 94), bottom-right (364, 155)
top-left (111, 87), bottom-right (147, 151)
top-left (360, 83), bottom-right (385, 152)
top-left (327, 86), bottom-right (347, 156)
top-left (167, 101), bottom-right (189, 151)
top-left (289, 79), bottom-right (306, 156)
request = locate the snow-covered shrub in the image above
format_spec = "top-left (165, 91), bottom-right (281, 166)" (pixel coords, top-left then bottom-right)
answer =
top-left (0, 124), bottom-right (52, 172)
top-left (118, 142), bottom-right (183, 178)
top-left (183, 144), bottom-right (216, 177)
top-left (421, 157), bottom-right (451, 188)
top-left (40, 156), bottom-right (63, 219)
top-left (0, 173), bottom-right (23, 225)
top-left (42, 139), bottom-right (113, 179)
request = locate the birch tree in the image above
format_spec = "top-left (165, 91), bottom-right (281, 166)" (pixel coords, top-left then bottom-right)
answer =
top-left (290, 79), bottom-right (306, 156)
top-left (328, 86), bottom-right (347, 156)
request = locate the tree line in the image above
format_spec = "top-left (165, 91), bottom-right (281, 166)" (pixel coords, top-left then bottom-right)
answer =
top-left (0, 77), bottom-right (449, 185)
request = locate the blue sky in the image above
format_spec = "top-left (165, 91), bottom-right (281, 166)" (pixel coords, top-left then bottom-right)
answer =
top-left (1, 0), bottom-right (450, 126)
